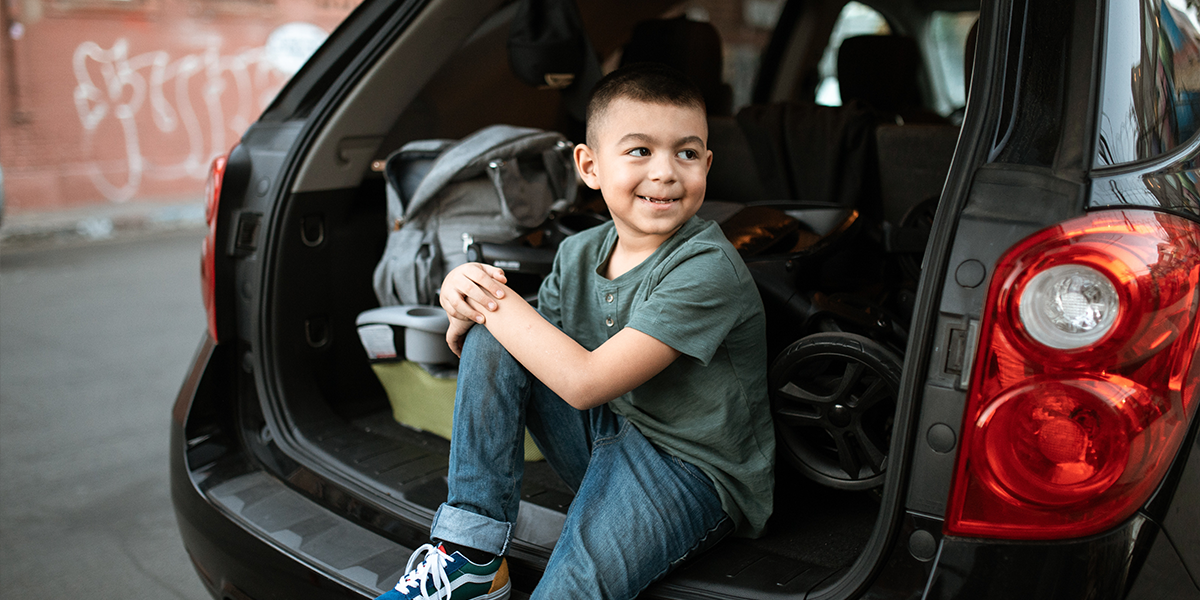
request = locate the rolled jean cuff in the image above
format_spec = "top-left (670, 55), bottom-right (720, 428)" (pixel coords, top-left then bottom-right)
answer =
top-left (431, 503), bottom-right (514, 556)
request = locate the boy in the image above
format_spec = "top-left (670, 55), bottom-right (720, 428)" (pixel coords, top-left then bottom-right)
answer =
top-left (377, 63), bottom-right (775, 600)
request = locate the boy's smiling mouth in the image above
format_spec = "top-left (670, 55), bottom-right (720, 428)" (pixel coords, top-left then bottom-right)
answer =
top-left (638, 195), bottom-right (679, 204)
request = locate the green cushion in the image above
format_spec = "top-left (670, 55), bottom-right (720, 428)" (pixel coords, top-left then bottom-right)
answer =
top-left (371, 361), bottom-right (544, 461)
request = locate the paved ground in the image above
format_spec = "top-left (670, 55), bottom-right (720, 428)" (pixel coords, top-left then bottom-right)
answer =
top-left (0, 199), bottom-right (205, 248)
top-left (0, 224), bottom-right (212, 599)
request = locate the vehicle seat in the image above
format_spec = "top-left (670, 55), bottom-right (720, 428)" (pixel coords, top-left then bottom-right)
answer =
top-left (619, 16), bottom-right (733, 116)
top-left (875, 124), bottom-right (959, 226)
top-left (874, 123), bottom-right (959, 284)
top-left (706, 115), bottom-right (770, 203)
top-left (734, 100), bottom-right (881, 221)
top-left (703, 98), bottom-right (878, 259)
top-left (838, 35), bottom-right (948, 126)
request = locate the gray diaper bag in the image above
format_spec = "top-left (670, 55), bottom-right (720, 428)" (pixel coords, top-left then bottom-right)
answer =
top-left (372, 124), bottom-right (577, 306)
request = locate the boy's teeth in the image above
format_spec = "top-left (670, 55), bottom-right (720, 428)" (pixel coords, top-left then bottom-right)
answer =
top-left (641, 195), bottom-right (676, 203)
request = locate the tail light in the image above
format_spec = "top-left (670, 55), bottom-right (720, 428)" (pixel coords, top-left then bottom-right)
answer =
top-left (946, 209), bottom-right (1200, 540)
top-left (201, 153), bottom-right (228, 343)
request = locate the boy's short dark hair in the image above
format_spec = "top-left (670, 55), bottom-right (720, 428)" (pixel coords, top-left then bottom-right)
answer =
top-left (585, 63), bottom-right (706, 146)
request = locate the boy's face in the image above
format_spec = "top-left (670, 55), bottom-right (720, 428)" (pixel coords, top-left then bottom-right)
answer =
top-left (575, 98), bottom-right (712, 247)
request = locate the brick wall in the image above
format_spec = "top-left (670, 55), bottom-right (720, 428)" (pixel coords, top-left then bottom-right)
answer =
top-left (0, 0), bottom-right (358, 213)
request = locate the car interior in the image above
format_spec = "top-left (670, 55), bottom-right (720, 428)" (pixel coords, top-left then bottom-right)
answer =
top-left (256, 0), bottom-right (980, 593)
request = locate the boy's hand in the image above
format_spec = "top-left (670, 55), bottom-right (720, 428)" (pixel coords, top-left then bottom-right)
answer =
top-left (439, 262), bottom-right (508, 325)
top-left (446, 317), bottom-right (474, 358)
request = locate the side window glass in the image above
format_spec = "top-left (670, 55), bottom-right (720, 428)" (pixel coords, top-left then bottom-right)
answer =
top-left (923, 11), bottom-right (979, 116)
top-left (815, 2), bottom-right (891, 106)
top-left (1096, 0), bottom-right (1200, 167)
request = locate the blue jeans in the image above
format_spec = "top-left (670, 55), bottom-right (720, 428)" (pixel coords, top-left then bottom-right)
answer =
top-left (430, 326), bottom-right (729, 600)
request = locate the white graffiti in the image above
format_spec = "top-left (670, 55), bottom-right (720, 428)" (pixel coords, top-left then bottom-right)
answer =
top-left (72, 29), bottom-right (323, 202)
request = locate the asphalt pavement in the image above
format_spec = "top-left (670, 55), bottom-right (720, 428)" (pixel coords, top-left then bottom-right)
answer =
top-left (0, 220), bottom-right (212, 599)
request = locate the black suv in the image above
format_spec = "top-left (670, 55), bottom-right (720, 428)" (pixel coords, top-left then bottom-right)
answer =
top-left (171, 0), bottom-right (1200, 598)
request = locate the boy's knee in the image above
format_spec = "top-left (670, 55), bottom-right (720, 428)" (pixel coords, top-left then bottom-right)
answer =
top-left (463, 324), bottom-right (501, 355)
top-left (462, 325), bottom-right (520, 372)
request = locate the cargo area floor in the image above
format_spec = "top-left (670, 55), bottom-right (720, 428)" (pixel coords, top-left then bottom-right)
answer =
top-left (298, 407), bottom-right (879, 594)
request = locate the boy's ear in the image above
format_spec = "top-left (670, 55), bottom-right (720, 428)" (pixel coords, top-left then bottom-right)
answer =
top-left (574, 143), bottom-right (601, 190)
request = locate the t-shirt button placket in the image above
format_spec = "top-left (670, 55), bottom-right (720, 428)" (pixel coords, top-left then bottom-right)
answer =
top-left (604, 291), bottom-right (615, 328)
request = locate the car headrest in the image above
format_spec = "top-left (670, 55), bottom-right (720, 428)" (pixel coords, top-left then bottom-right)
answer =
top-left (507, 0), bottom-right (602, 121)
top-left (619, 16), bottom-right (733, 116)
top-left (837, 35), bottom-right (923, 117)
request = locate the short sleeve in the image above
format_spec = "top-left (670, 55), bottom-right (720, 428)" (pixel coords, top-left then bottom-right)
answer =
top-left (625, 242), bottom-right (751, 366)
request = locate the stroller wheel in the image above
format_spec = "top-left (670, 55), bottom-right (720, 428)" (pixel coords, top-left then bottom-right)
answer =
top-left (769, 332), bottom-right (901, 490)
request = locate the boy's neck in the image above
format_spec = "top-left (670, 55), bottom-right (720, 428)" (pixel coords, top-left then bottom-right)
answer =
top-left (604, 223), bottom-right (681, 280)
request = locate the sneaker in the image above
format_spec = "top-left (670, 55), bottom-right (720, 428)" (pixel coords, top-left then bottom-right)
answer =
top-left (375, 543), bottom-right (510, 600)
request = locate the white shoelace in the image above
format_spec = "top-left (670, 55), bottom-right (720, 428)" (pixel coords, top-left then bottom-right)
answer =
top-left (393, 543), bottom-right (454, 599)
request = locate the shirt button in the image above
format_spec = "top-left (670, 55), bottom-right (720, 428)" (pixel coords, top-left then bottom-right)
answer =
top-left (605, 293), bottom-right (614, 303)
top-left (605, 317), bottom-right (614, 327)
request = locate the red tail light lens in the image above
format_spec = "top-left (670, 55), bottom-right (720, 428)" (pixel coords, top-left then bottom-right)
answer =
top-left (201, 153), bottom-right (228, 343)
top-left (946, 209), bottom-right (1200, 540)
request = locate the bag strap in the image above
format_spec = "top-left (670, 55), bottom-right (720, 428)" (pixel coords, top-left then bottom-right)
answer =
top-left (404, 125), bottom-right (546, 220)
top-left (383, 139), bottom-right (454, 227)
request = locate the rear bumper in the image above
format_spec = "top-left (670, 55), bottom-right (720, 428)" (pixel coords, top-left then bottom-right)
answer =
top-left (915, 514), bottom-right (1197, 600)
top-left (169, 335), bottom-right (403, 600)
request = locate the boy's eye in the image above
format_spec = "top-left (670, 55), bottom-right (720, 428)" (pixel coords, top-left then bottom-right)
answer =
top-left (628, 147), bottom-right (650, 157)
top-left (676, 149), bottom-right (699, 160)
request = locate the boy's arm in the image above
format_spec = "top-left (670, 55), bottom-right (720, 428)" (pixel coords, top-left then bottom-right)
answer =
top-left (444, 270), bottom-right (681, 410)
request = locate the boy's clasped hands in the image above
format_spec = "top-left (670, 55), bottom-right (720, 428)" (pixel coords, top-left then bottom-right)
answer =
top-left (440, 262), bottom-right (508, 357)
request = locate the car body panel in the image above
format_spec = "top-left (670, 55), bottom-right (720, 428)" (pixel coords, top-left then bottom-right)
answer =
top-left (172, 337), bottom-right (379, 599)
top-left (929, 516), bottom-right (1164, 600)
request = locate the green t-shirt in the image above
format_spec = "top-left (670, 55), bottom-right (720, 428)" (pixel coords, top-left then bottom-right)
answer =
top-left (537, 216), bottom-right (776, 537)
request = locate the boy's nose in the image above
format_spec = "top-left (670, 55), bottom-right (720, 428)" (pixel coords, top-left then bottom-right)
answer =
top-left (647, 154), bottom-right (677, 182)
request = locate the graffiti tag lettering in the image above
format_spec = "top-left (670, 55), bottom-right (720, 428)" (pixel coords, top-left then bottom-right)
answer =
top-left (72, 26), bottom-right (324, 202)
